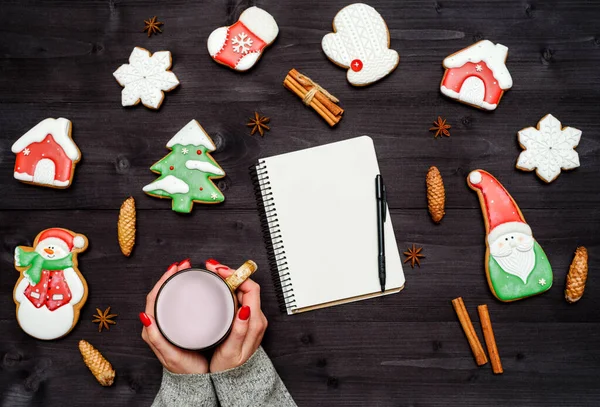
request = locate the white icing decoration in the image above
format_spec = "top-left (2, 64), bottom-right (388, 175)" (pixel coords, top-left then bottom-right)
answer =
top-left (539, 278), bottom-right (547, 286)
top-left (211, 192), bottom-right (218, 200)
top-left (235, 53), bottom-right (261, 71)
top-left (238, 6), bottom-right (279, 44)
top-left (166, 120), bottom-right (216, 150)
top-left (32, 158), bottom-right (55, 185)
top-left (113, 47), bottom-right (180, 109)
top-left (52, 294), bottom-right (64, 301)
top-left (232, 32), bottom-right (253, 54)
top-left (207, 27), bottom-right (228, 56)
top-left (469, 171), bottom-right (482, 184)
top-left (30, 292), bottom-right (41, 299)
top-left (23, 148), bottom-right (31, 156)
top-left (443, 40), bottom-right (513, 90)
top-left (321, 3), bottom-right (399, 86)
top-left (143, 175), bottom-right (190, 194)
top-left (182, 147), bottom-right (189, 155)
top-left (185, 160), bottom-right (225, 175)
top-left (11, 118), bottom-right (80, 161)
top-left (489, 232), bottom-right (535, 284)
top-left (440, 86), bottom-right (497, 110)
top-left (475, 64), bottom-right (483, 72)
top-left (516, 114), bottom-right (581, 183)
top-left (73, 235), bottom-right (85, 249)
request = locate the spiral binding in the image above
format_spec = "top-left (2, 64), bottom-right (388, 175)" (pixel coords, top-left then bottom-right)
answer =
top-left (249, 160), bottom-right (296, 313)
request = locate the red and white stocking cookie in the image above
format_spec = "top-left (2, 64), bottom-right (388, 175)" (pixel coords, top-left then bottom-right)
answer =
top-left (13, 228), bottom-right (88, 340)
top-left (440, 40), bottom-right (513, 110)
top-left (11, 118), bottom-right (81, 188)
top-left (207, 7), bottom-right (279, 71)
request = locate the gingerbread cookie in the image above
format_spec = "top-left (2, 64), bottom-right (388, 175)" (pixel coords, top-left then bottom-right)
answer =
top-left (516, 114), bottom-right (581, 183)
top-left (468, 170), bottom-right (552, 302)
top-left (113, 47), bottom-right (180, 109)
top-left (143, 120), bottom-right (225, 213)
top-left (13, 228), bottom-right (88, 340)
top-left (440, 40), bottom-right (512, 110)
top-left (322, 3), bottom-right (399, 86)
top-left (207, 7), bottom-right (279, 71)
top-left (11, 118), bottom-right (81, 188)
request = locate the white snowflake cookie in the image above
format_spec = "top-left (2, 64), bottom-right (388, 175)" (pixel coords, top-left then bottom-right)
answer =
top-left (207, 7), bottom-right (279, 71)
top-left (113, 47), bottom-right (180, 110)
top-left (322, 3), bottom-right (399, 86)
top-left (516, 114), bottom-right (582, 183)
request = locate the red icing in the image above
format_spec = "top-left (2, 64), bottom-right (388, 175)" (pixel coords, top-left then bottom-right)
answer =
top-left (197, 150), bottom-right (202, 155)
top-left (213, 21), bottom-right (267, 69)
top-left (350, 59), bottom-right (363, 72)
top-left (24, 269), bottom-right (72, 311)
top-left (199, 187), bottom-right (203, 191)
top-left (470, 171), bottom-right (524, 230)
top-left (13, 134), bottom-right (74, 184)
top-left (442, 62), bottom-right (503, 106)
top-left (170, 166), bottom-right (174, 170)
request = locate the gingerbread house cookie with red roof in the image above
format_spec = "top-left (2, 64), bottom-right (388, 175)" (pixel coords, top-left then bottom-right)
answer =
top-left (11, 118), bottom-right (81, 188)
top-left (440, 40), bottom-right (513, 111)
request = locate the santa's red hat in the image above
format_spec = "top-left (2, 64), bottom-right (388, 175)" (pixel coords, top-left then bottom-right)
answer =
top-left (37, 228), bottom-right (86, 251)
top-left (468, 170), bottom-right (531, 244)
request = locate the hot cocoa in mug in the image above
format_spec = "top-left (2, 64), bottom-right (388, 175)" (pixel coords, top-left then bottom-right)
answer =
top-left (154, 260), bottom-right (257, 351)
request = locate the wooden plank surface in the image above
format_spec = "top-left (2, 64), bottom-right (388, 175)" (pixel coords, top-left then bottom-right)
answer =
top-left (1, 1), bottom-right (599, 406)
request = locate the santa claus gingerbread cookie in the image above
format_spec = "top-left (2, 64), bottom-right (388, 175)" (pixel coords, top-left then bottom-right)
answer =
top-left (12, 118), bottom-right (81, 188)
top-left (207, 7), bottom-right (279, 71)
top-left (468, 170), bottom-right (553, 302)
top-left (13, 228), bottom-right (88, 340)
top-left (322, 3), bottom-right (399, 86)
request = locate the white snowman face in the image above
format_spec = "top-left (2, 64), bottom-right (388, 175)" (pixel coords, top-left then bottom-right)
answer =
top-left (35, 239), bottom-right (69, 260)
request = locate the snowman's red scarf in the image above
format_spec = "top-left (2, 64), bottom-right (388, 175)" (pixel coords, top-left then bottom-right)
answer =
top-left (17, 249), bottom-right (74, 285)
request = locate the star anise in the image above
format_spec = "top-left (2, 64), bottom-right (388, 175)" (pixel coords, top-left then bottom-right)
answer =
top-left (93, 307), bottom-right (117, 332)
top-left (143, 16), bottom-right (163, 37)
top-left (403, 244), bottom-right (424, 268)
top-left (247, 112), bottom-right (270, 137)
top-left (430, 116), bottom-right (451, 138)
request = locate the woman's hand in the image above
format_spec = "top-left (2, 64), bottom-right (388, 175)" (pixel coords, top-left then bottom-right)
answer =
top-left (140, 259), bottom-right (210, 374)
top-left (205, 259), bottom-right (268, 373)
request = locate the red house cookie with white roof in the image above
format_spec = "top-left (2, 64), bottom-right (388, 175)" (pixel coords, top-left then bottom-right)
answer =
top-left (440, 40), bottom-right (513, 111)
top-left (13, 228), bottom-right (88, 340)
top-left (12, 118), bottom-right (81, 188)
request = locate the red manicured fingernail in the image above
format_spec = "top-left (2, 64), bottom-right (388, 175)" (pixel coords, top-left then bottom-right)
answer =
top-left (216, 265), bottom-right (230, 272)
top-left (179, 258), bottom-right (191, 266)
top-left (139, 312), bottom-right (152, 327)
top-left (206, 259), bottom-right (219, 267)
top-left (239, 306), bottom-right (251, 321)
top-left (167, 262), bottom-right (178, 272)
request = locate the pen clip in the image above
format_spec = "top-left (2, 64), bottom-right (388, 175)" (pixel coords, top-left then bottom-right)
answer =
top-left (382, 184), bottom-right (387, 222)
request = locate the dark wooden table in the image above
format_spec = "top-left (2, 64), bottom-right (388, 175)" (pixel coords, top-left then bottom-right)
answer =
top-left (1, 1), bottom-right (599, 406)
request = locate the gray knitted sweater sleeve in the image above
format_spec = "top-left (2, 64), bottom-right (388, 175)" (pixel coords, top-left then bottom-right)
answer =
top-left (152, 347), bottom-right (297, 407)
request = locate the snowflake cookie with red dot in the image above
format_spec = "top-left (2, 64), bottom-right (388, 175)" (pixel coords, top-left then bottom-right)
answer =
top-left (321, 3), bottom-right (399, 86)
top-left (516, 114), bottom-right (581, 183)
top-left (207, 7), bottom-right (279, 72)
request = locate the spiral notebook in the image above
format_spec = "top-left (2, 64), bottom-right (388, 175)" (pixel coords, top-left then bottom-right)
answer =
top-left (251, 136), bottom-right (405, 314)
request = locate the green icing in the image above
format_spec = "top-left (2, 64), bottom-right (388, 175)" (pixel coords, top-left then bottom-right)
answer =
top-left (488, 241), bottom-right (552, 301)
top-left (146, 143), bottom-right (225, 213)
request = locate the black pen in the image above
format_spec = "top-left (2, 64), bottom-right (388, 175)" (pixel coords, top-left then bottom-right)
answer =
top-left (375, 175), bottom-right (387, 293)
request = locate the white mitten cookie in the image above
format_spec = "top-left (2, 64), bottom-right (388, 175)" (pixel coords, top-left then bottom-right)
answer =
top-left (207, 7), bottom-right (278, 72)
top-left (322, 3), bottom-right (399, 86)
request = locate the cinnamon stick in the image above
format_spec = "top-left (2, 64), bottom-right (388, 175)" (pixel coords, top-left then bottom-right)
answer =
top-left (289, 69), bottom-right (343, 117)
top-left (283, 77), bottom-right (337, 127)
top-left (283, 69), bottom-right (343, 127)
top-left (477, 305), bottom-right (503, 374)
top-left (452, 297), bottom-right (488, 366)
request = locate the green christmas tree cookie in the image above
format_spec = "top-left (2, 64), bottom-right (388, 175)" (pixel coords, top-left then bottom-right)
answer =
top-left (467, 170), bottom-right (552, 302)
top-left (143, 120), bottom-right (225, 213)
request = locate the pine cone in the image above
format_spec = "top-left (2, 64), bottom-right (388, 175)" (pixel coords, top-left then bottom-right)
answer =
top-left (79, 340), bottom-right (115, 386)
top-left (118, 197), bottom-right (136, 257)
top-left (426, 166), bottom-right (445, 223)
top-left (565, 246), bottom-right (588, 303)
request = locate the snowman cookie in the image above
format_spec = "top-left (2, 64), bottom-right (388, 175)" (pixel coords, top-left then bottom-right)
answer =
top-left (207, 7), bottom-right (279, 71)
top-left (13, 228), bottom-right (88, 340)
top-left (322, 3), bottom-right (399, 86)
